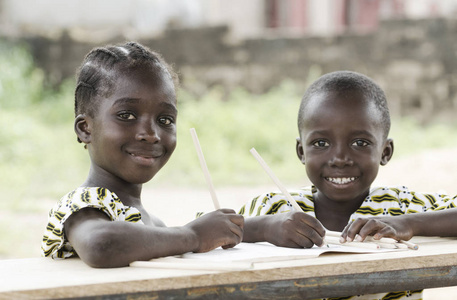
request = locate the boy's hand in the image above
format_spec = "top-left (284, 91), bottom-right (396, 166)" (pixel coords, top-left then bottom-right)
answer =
top-left (264, 211), bottom-right (326, 248)
top-left (341, 216), bottom-right (414, 242)
top-left (186, 209), bottom-right (244, 253)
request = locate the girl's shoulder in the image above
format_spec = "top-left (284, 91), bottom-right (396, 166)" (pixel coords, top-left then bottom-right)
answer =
top-left (53, 186), bottom-right (141, 223)
top-left (63, 186), bottom-right (120, 201)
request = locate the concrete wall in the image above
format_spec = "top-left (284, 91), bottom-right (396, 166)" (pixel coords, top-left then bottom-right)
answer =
top-left (8, 17), bottom-right (457, 120)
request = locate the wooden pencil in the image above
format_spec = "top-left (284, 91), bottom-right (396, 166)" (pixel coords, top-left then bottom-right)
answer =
top-left (399, 240), bottom-right (419, 250)
top-left (324, 236), bottom-right (380, 249)
top-left (190, 128), bottom-right (221, 210)
top-left (249, 148), bottom-right (302, 212)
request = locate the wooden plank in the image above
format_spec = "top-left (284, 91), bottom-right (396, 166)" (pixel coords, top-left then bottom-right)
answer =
top-left (12, 265), bottom-right (455, 300)
top-left (1, 237), bottom-right (457, 299)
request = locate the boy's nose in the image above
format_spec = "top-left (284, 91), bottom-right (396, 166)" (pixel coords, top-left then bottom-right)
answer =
top-left (136, 120), bottom-right (160, 143)
top-left (328, 147), bottom-right (353, 167)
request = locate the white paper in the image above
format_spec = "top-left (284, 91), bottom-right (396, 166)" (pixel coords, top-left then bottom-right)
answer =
top-left (179, 242), bottom-right (399, 263)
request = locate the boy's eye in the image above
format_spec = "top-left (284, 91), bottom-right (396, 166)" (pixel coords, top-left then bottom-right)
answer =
top-left (352, 140), bottom-right (369, 147)
top-left (312, 140), bottom-right (329, 147)
top-left (118, 112), bottom-right (136, 120)
top-left (159, 116), bottom-right (174, 125)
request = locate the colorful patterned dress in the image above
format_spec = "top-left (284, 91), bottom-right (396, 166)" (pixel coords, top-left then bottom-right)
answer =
top-left (239, 185), bottom-right (457, 300)
top-left (42, 187), bottom-right (143, 259)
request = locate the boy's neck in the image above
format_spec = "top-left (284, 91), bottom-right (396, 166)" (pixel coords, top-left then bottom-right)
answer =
top-left (314, 190), bottom-right (368, 232)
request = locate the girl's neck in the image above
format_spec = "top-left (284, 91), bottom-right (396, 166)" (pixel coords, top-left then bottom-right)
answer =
top-left (82, 165), bottom-right (143, 206)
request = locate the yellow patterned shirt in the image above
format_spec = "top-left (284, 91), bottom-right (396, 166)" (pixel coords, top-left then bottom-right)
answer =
top-left (239, 185), bottom-right (457, 300)
top-left (41, 187), bottom-right (143, 259)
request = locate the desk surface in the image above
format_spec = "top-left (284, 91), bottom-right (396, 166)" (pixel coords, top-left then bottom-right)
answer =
top-left (2, 237), bottom-right (457, 299)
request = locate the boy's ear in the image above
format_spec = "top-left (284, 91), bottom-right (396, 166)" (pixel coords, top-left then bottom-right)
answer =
top-left (380, 138), bottom-right (394, 166)
top-left (74, 114), bottom-right (92, 145)
top-left (296, 137), bottom-right (306, 164)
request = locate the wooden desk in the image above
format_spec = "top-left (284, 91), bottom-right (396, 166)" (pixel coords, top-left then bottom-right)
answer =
top-left (2, 237), bottom-right (457, 299)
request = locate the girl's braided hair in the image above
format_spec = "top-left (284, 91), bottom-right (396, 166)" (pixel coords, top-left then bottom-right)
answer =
top-left (74, 41), bottom-right (179, 118)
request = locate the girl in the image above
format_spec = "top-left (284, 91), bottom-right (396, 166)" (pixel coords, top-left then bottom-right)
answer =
top-left (42, 42), bottom-right (243, 268)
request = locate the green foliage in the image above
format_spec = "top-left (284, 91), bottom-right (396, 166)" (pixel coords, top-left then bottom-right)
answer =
top-left (390, 118), bottom-right (457, 157)
top-left (152, 82), bottom-right (306, 187)
top-left (0, 42), bottom-right (45, 108)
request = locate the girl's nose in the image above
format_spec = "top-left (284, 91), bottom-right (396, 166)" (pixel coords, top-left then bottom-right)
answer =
top-left (136, 120), bottom-right (160, 143)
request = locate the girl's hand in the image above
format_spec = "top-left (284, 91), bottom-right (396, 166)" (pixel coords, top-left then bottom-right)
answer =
top-left (263, 211), bottom-right (326, 248)
top-left (186, 208), bottom-right (244, 253)
top-left (341, 216), bottom-right (414, 242)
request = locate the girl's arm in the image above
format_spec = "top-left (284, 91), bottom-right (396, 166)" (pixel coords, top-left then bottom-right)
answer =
top-left (341, 208), bottom-right (457, 242)
top-left (243, 211), bottom-right (326, 248)
top-left (65, 208), bottom-right (244, 268)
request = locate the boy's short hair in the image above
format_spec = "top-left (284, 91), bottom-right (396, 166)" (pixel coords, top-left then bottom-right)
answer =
top-left (298, 71), bottom-right (391, 139)
top-left (74, 42), bottom-right (179, 118)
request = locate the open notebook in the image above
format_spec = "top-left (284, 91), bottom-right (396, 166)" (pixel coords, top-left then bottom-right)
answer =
top-left (130, 242), bottom-right (405, 271)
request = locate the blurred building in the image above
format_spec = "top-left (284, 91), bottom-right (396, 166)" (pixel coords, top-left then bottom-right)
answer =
top-left (1, 0), bottom-right (457, 39)
top-left (1, 0), bottom-right (457, 120)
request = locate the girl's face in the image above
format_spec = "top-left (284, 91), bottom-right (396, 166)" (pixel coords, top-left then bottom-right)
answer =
top-left (85, 66), bottom-right (177, 185)
top-left (296, 90), bottom-right (393, 207)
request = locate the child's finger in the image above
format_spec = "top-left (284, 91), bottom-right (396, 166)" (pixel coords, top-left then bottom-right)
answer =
top-left (221, 243), bottom-right (236, 249)
top-left (229, 214), bottom-right (245, 227)
top-left (229, 221), bottom-right (244, 241)
top-left (218, 208), bottom-right (237, 214)
top-left (291, 233), bottom-right (316, 248)
top-left (343, 218), bottom-right (368, 242)
top-left (296, 213), bottom-right (326, 239)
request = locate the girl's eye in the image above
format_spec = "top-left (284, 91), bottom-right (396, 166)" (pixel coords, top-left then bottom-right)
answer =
top-left (118, 112), bottom-right (136, 120)
top-left (312, 140), bottom-right (329, 147)
top-left (352, 140), bottom-right (369, 147)
top-left (159, 117), bottom-right (174, 125)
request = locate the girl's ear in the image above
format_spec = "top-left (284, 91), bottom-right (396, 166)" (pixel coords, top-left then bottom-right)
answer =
top-left (74, 114), bottom-right (92, 145)
top-left (296, 137), bottom-right (306, 165)
top-left (380, 138), bottom-right (394, 166)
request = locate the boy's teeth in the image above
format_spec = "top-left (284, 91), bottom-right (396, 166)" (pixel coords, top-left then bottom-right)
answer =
top-left (327, 177), bottom-right (356, 184)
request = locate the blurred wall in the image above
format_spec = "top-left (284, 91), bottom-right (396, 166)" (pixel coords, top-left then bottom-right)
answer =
top-left (11, 17), bottom-right (457, 121)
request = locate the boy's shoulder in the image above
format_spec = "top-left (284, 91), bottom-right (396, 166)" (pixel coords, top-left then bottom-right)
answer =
top-left (370, 185), bottom-right (412, 196)
top-left (255, 186), bottom-right (315, 200)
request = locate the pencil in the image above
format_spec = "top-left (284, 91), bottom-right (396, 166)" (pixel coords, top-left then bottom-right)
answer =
top-left (399, 240), bottom-right (419, 250)
top-left (190, 128), bottom-right (221, 210)
top-left (324, 236), bottom-right (380, 249)
top-left (249, 148), bottom-right (302, 212)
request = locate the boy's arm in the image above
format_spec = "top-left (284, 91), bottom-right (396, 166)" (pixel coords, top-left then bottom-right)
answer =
top-left (341, 208), bottom-right (457, 242)
top-left (243, 212), bottom-right (326, 248)
top-left (65, 208), bottom-right (243, 268)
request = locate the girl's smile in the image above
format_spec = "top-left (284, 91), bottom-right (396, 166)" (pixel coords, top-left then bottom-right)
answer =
top-left (127, 147), bottom-right (166, 167)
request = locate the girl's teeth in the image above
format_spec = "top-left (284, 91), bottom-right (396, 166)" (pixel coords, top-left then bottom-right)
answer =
top-left (327, 177), bottom-right (356, 184)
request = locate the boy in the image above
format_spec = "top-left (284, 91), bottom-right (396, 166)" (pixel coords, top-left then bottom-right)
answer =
top-left (240, 71), bottom-right (457, 299)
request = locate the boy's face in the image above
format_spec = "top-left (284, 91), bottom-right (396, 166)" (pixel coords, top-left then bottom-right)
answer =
top-left (296, 90), bottom-right (393, 205)
top-left (83, 65), bottom-right (177, 185)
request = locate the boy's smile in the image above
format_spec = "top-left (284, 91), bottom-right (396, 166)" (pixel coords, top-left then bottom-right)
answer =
top-left (296, 90), bottom-right (393, 209)
top-left (83, 65), bottom-right (177, 187)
